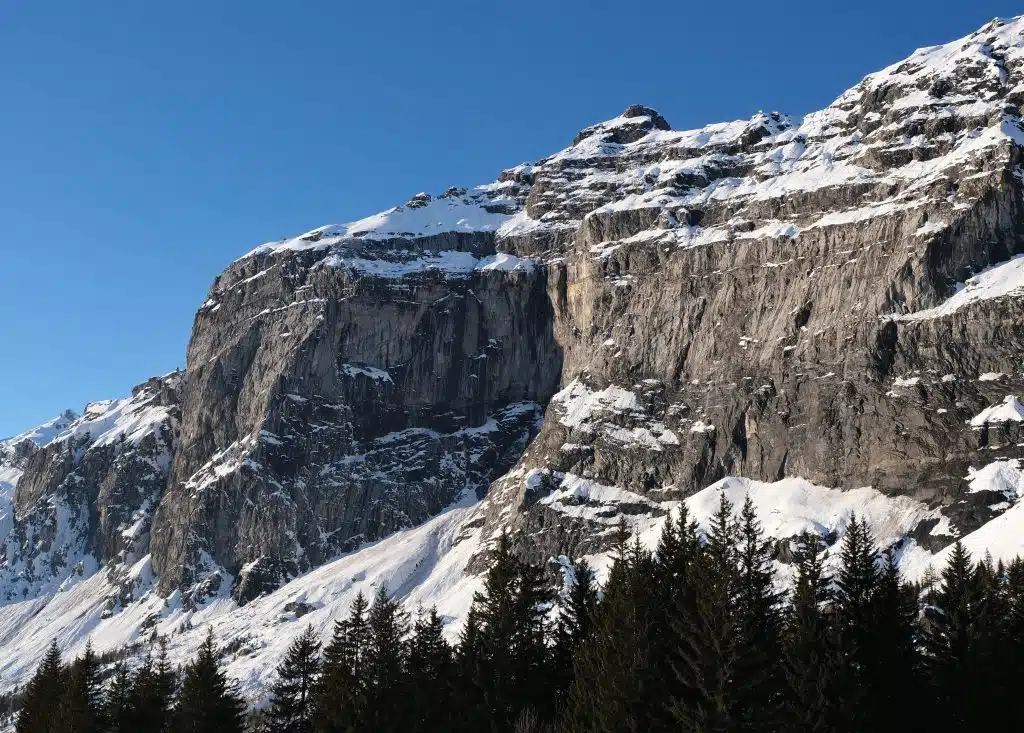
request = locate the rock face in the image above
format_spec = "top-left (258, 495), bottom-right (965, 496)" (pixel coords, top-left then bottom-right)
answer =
top-left (0, 373), bottom-right (182, 602)
top-left (146, 16), bottom-right (1024, 595)
top-left (6, 17), bottom-right (1024, 622)
top-left (149, 228), bottom-right (560, 600)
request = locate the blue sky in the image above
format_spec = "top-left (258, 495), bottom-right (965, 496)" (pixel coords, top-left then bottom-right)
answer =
top-left (0, 0), bottom-right (1017, 436)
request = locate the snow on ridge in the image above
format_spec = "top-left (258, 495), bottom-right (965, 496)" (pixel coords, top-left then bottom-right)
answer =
top-left (318, 250), bottom-right (536, 279)
top-left (232, 17), bottom-right (1024, 271)
top-left (244, 185), bottom-right (521, 260)
top-left (539, 473), bottom-right (659, 524)
top-left (969, 395), bottom-right (1024, 426)
top-left (894, 255), bottom-right (1024, 321)
top-left (50, 390), bottom-right (173, 452)
top-left (966, 459), bottom-right (1024, 499)
top-left (1, 410), bottom-right (78, 449)
top-left (686, 476), bottom-right (937, 556)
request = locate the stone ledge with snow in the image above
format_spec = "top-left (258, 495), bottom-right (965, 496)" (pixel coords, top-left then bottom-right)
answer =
top-left (4, 14), bottom-right (1024, 704)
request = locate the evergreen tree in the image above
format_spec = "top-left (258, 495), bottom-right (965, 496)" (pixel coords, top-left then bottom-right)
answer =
top-left (170, 631), bottom-right (247, 733)
top-left (54, 641), bottom-right (104, 733)
top-left (553, 559), bottom-right (598, 710)
top-left (831, 515), bottom-right (878, 732)
top-left (132, 638), bottom-right (177, 733)
top-left (406, 607), bottom-right (455, 733)
top-left (16, 640), bottom-right (65, 733)
top-left (563, 532), bottom-right (659, 733)
top-left (362, 586), bottom-right (409, 733)
top-left (780, 533), bottom-right (840, 733)
top-left (264, 626), bottom-right (321, 733)
top-left (312, 593), bottom-right (370, 733)
top-left (104, 664), bottom-right (135, 733)
top-left (469, 534), bottom-right (554, 731)
top-left (651, 504), bottom-right (701, 732)
top-left (923, 542), bottom-right (979, 732)
top-left (666, 492), bottom-right (741, 733)
top-left (1000, 558), bottom-right (1024, 729)
top-left (864, 548), bottom-right (924, 733)
top-left (453, 607), bottom-right (489, 733)
top-left (732, 496), bottom-right (785, 733)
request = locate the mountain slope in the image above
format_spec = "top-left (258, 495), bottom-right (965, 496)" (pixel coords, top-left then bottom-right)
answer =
top-left (3, 14), bottom-right (1024, 698)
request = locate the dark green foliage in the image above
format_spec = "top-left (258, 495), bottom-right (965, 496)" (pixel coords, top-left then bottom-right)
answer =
top-left (54, 641), bottom-right (104, 733)
top-left (552, 559), bottom-right (598, 711)
top-left (170, 631), bottom-right (247, 733)
top-left (405, 607), bottom-right (455, 733)
top-left (104, 664), bottom-right (134, 733)
top-left (923, 541), bottom-right (997, 733)
top-left (131, 639), bottom-right (177, 733)
top-left (16, 640), bottom-right (65, 733)
top-left (21, 501), bottom-right (1024, 733)
top-left (562, 530), bottom-right (659, 733)
top-left (313, 592), bottom-right (369, 733)
top-left (866, 549), bottom-right (924, 733)
top-left (362, 586), bottom-right (410, 733)
top-left (781, 533), bottom-right (841, 733)
top-left (464, 534), bottom-right (556, 732)
top-left (265, 626), bottom-right (321, 733)
top-left (732, 497), bottom-right (785, 732)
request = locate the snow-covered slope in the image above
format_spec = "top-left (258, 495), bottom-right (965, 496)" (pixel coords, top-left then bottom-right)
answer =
top-left (0, 374), bottom-right (182, 604)
top-left (0, 492), bottom-right (484, 701)
top-left (7, 14), bottom-right (1024, 704)
top-left (6, 460), bottom-right (1024, 699)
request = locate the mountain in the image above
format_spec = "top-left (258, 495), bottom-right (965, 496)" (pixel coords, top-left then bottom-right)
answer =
top-left (3, 15), bottom-right (1024, 701)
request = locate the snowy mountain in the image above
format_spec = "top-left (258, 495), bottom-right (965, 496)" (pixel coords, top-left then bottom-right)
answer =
top-left (3, 15), bottom-right (1024, 701)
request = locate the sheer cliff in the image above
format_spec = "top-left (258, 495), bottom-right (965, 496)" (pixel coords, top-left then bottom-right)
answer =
top-left (2, 14), bottom-right (1024, 699)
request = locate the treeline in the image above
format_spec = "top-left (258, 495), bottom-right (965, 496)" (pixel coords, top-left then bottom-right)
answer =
top-left (16, 495), bottom-right (1024, 733)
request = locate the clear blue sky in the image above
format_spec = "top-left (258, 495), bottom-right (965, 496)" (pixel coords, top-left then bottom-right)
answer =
top-left (0, 0), bottom-right (1017, 436)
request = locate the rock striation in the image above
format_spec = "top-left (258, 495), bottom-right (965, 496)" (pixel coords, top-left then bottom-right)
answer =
top-left (2, 17), bottom-right (1024, 679)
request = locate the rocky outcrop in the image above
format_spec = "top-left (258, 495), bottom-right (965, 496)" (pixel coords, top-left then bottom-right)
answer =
top-left (471, 17), bottom-right (1024, 564)
top-left (149, 232), bottom-right (561, 599)
top-left (7, 17), bottom-right (1024, 611)
top-left (0, 373), bottom-right (182, 601)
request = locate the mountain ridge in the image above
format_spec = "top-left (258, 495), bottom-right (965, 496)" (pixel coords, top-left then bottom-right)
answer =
top-left (2, 14), bottom-right (1024, 700)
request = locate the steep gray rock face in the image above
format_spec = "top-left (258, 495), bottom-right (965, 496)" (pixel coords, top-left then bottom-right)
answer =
top-left (471, 18), bottom-right (1024, 564)
top-left (138, 17), bottom-right (1024, 597)
top-left (150, 226), bottom-right (561, 599)
top-left (7, 17), bottom-right (1022, 609)
top-left (0, 373), bottom-right (182, 601)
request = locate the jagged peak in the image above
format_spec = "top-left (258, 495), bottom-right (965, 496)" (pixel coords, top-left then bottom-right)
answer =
top-left (572, 104), bottom-right (671, 146)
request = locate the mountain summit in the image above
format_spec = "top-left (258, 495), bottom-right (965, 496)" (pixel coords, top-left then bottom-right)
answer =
top-left (2, 16), bottom-right (1024, 698)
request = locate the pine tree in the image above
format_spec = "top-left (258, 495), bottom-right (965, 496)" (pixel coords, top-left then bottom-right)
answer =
top-left (563, 533), bottom-right (659, 733)
top-left (406, 607), bottom-right (455, 733)
top-left (1000, 558), bottom-right (1024, 729)
top-left (553, 559), bottom-right (598, 711)
top-left (170, 631), bottom-right (247, 733)
top-left (54, 640), bottom-right (104, 733)
top-left (864, 548), bottom-right (924, 733)
top-left (313, 593), bottom-right (370, 733)
top-left (132, 638), bottom-right (177, 733)
top-left (666, 492), bottom-right (740, 733)
top-left (105, 664), bottom-right (135, 733)
top-left (362, 586), bottom-right (409, 733)
top-left (732, 496), bottom-right (785, 733)
top-left (923, 541), bottom-right (986, 733)
top-left (469, 534), bottom-right (554, 731)
top-left (264, 626), bottom-right (321, 733)
top-left (16, 640), bottom-right (65, 733)
top-left (453, 607), bottom-right (489, 733)
top-left (831, 515), bottom-right (878, 732)
top-left (780, 533), bottom-right (840, 733)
